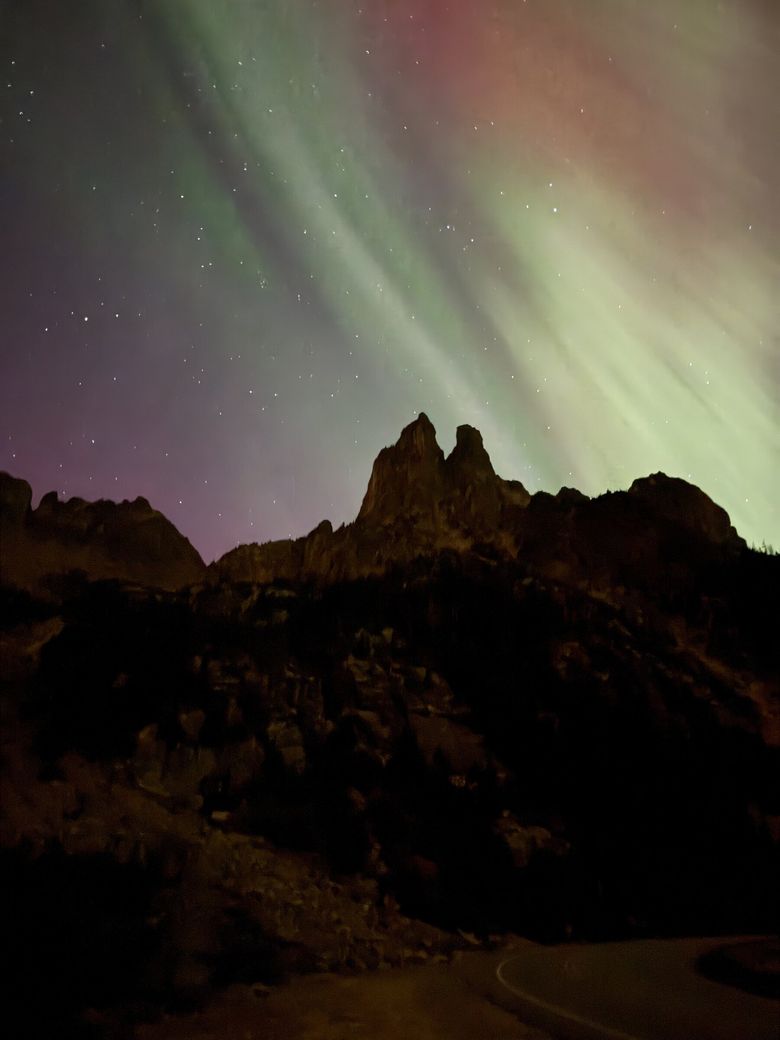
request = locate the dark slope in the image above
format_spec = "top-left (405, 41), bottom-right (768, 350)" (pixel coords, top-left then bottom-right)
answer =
top-left (0, 472), bottom-right (205, 591)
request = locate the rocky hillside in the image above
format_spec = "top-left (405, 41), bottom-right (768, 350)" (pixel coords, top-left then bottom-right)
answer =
top-left (1, 417), bottom-right (778, 1037)
top-left (0, 472), bottom-right (205, 592)
top-left (212, 414), bottom-right (745, 593)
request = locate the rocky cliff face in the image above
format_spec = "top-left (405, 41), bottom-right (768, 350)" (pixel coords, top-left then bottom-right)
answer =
top-left (212, 414), bottom-right (533, 585)
top-left (0, 472), bottom-right (205, 592)
top-left (211, 414), bottom-right (743, 593)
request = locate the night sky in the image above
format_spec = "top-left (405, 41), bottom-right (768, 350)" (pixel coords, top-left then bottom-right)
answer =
top-left (2, 0), bottom-right (778, 561)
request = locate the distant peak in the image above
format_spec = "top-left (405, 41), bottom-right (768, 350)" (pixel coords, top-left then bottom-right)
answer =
top-left (627, 472), bottom-right (738, 545)
top-left (455, 423), bottom-right (481, 445)
top-left (357, 413), bottom-right (445, 523)
top-left (454, 424), bottom-right (489, 460)
top-left (396, 412), bottom-right (440, 457)
top-left (446, 424), bottom-right (495, 482)
top-left (0, 471), bottom-right (33, 521)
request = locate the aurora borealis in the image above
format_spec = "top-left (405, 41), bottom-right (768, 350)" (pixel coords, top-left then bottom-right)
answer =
top-left (2, 0), bottom-right (778, 560)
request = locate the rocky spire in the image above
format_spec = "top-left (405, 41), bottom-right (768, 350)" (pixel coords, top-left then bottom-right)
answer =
top-left (396, 412), bottom-right (440, 458)
top-left (445, 425), bottom-right (496, 486)
top-left (357, 413), bottom-right (446, 524)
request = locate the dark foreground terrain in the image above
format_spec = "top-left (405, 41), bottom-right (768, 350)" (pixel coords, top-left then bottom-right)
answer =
top-left (1, 416), bottom-right (778, 1037)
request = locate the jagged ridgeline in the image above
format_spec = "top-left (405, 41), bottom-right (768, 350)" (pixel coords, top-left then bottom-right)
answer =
top-left (1, 416), bottom-right (778, 1031)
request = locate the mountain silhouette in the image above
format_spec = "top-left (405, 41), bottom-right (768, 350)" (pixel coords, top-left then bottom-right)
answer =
top-left (1, 416), bottom-right (777, 1034)
top-left (213, 413), bottom-right (744, 593)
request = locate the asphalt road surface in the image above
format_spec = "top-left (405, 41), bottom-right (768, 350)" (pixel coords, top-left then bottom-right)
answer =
top-left (494, 936), bottom-right (779, 1040)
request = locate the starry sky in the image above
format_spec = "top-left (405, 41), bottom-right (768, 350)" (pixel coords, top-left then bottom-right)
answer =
top-left (2, 0), bottom-right (778, 561)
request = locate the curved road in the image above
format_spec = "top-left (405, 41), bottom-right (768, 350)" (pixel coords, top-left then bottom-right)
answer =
top-left (492, 936), bottom-right (778, 1040)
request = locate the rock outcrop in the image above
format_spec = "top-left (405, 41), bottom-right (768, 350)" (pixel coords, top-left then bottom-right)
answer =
top-left (213, 414), bottom-right (532, 585)
top-left (357, 412), bottom-right (447, 525)
top-left (0, 472), bottom-right (205, 592)
top-left (2, 417), bottom-right (746, 598)
top-left (211, 414), bottom-right (744, 595)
